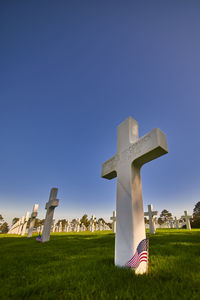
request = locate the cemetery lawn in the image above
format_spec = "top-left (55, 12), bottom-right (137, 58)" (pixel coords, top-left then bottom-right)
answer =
top-left (0, 230), bottom-right (200, 300)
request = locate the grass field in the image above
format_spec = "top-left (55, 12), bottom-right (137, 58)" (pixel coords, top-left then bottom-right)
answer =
top-left (0, 229), bottom-right (200, 300)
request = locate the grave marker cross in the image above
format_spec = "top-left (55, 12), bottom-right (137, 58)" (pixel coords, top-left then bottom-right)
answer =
top-left (42, 188), bottom-right (59, 242)
top-left (144, 204), bottom-right (158, 234)
top-left (181, 210), bottom-right (192, 230)
top-left (102, 116), bottom-right (168, 274)
top-left (27, 204), bottom-right (39, 237)
top-left (110, 210), bottom-right (117, 233)
top-left (174, 217), bottom-right (179, 229)
top-left (21, 211), bottom-right (30, 236)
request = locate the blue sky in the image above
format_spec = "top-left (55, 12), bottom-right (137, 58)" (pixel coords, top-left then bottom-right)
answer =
top-left (1, 1), bottom-right (200, 225)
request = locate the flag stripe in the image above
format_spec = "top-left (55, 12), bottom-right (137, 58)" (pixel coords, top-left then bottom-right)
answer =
top-left (125, 238), bottom-right (148, 269)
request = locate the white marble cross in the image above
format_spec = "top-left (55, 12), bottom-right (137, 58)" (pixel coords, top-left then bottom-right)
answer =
top-left (42, 188), bottom-right (59, 242)
top-left (174, 217), bottom-right (179, 229)
top-left (27, 204), bottom-right (38, 237)
top-left (18, 216), bottom-right (25, 235)
top-left (181, 210), bottom-right (192, 230)
top-left (102, 116), bottom-right (168, 274)
top-left (169, 219), bottom-right (174, 229)
top-left (8, 219), bottom-right (21, 234)
top-left (76, 218), bottom-right (81, 232)
top-left (58, 221), bottom-right (62, 232)
top-left (89, 215), bottom-right (96, 232)
top-left (21, 211), bottom-right (30, 236)
top-left (110, 211), bottom-right (116, 233)
top-left (144, 204), bottom-right (158, 234)
top-left (98, 220), bottom-right (103, 231)
top-left (81, 223), bottom-right (86, 231)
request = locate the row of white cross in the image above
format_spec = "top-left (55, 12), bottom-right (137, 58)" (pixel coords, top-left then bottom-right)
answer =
top-left (8, 196), bottom-right (113, 237)
top-left (144, 205), bottom-right (192, 233)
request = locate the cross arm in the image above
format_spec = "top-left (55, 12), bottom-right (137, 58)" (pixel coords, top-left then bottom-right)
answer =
top-left (45, 199), bottom-right (59, 210)
top-left (102, 155), bottom-right (118, 180)
top-left (132, 128), bottom-right (168, 167)
top-left (181, 214), bottom-right (192, 219)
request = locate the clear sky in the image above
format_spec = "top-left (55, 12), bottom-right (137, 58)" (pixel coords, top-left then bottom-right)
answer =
top-left (1, 1), bottom-right (200, 225)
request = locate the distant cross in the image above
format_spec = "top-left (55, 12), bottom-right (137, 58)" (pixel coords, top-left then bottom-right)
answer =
top-left (181, 210), bottom-right (192, 230)
top-left (27, 204), bottom-right (38, 237)
top-left (102, 116), bottom-right (168, 274)
top-left (98, 220), bottom-right (103, 231)
top-left (90, 215), bottom-right (96, 232)
top-left (110, 211), bottom-right (117, 233)
top-left (51, 220), bottom-right (56, 232)
top-left (81, 223), bottom-right (86, 231)
top-left (174, 217), bottom-right (179, 229)
top-left (18, 216), bottom-right (25, 235)
top-left (42, 188), bottom-right (59, 242)
top-left (76, 218), bottom-right (81, 232)
top-left (8, 218), bottom-right (20, 234)
top-left (64, 220), bottom-right (69, 232)
top-left (21, 211), bottom-right (30, 236)
top-left (144, 204), bottom-right (158, 234)
top-left (58, 221), bottom-right (62, 232)
top-left (169, 219), bottom-right (174, 229)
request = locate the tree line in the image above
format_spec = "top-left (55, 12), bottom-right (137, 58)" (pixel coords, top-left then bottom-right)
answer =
top-left (0, 213), bottom-right (112, 233)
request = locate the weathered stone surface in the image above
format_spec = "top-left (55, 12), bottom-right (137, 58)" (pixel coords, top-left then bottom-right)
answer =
top-left (102, 116), bottom-right (168, 274)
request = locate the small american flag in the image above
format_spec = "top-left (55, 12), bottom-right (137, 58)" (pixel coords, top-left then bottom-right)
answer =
top-left (125, 239), bottom-right (148, 269)
top-left (36, 234), bottom-right (42, 242)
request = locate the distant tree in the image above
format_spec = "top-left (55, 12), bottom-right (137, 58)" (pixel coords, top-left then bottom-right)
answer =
top-left (193, 202), bottom-right (200, 219)
top-left (71, 219), bottom-right (77, 225)
top-left (39, 219), bottom-right (45, 225)
top-left (158, 209), bottom-right (172, 225)
top-left (106, 222), bottom-right (112, 229)
top-left (80, 214), bottom-right (90, 227)
top-left (34, 218), bottom-right (40, 228)
top-left (97, 218), bottom-right (105, 224)
top-left (57, 219), bottom-right (68, 230)
top-left (144, 217), bottom-right (149, 224)
top-left (12, 217), bottom-right (19, 225)
top-left (0, 214), bottom-right (4, 225)
top-left (191, 202), bottom-right (200, 228)
top-left (0, 222), bottom-right (9, 233)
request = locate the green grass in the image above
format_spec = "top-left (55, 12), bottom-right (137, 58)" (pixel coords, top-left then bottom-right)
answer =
top-left (0, 229), bottom-right (200, 300)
